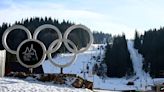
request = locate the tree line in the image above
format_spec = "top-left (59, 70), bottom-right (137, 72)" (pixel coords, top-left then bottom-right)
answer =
top-left (134, 28), bottom-right (164, 78)
top-left (0, 17), bottom-right (112, 51)
top-left (103, 35), bottom-right (134, 78)
top-left (93, 31), bottom-right (112, 44)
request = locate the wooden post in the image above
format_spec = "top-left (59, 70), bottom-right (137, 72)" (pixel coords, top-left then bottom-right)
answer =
top-left (29, 68), bottom-right (33, 74)
top-left (0, 50), bottom-right (6, 77)
top-left (61, 68), bottom-right (63, 74)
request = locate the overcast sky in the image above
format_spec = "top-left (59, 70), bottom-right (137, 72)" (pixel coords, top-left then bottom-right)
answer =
top-left (1, 0), bottom-right (164, 39)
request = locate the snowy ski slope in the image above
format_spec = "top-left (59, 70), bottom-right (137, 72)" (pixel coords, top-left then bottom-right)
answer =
top-left (0, 41), bottom-right (164, 91)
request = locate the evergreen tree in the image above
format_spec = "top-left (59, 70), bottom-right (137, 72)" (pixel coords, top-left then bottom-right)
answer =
top-left (104, 35), bottom-right (133, 77)
top-left (93, 31), bottom-right (112, 44)
top-left (134, 30), bottom-right (141, 50)
top-left (141, 27), bottom-right (164, 77)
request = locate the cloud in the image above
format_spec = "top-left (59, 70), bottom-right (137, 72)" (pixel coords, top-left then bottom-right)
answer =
top-left (0, 1), bottom-right (106, 23)
top-left (1, 0), bottom-right (164, 39)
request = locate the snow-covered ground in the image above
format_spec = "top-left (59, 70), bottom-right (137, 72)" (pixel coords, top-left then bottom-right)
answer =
top-left (42, 41), bottom-right (164, 91)
top-left (42, 42), bottom-right (149, 91)
top-left (1, 41), bottom-right (164, 92)
top-left (127, 40), bottom-right (153, 91)
top-left (0, 77), bottom-right (92, 92)
top-left (42, 44), bottom-right (103, 81)
top-left (0, 44), bottom-right (117, 92)
top-left (0, 77), bottom-right (118, 92)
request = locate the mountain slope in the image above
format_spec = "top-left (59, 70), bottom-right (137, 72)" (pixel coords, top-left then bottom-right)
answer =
top-left (127, 40), bottom-right (153, 91)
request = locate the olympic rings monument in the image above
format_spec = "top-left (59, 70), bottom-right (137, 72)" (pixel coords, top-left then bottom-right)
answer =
top-left (0, 24), bottom-right (93, 77)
